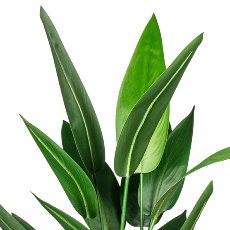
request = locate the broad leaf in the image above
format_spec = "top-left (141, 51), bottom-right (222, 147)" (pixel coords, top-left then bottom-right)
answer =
top-left (158, 210), bottom-right (187, 230)
top-left (62, 121), bottom-right (121, 229)
top-left (11, 214), bottom-right (35, 230)
top-left (116, 14), bottom-right (169, 173)
top-left (21, 116), bottom-right (97, 218)
top-left (149, 147), bottom-right (230, 223)
top-left (0, 205), bottom-right (26, 230)
top-left (141, 107), bottom-right (194, 215)
top-left (181, 182), bottom-right (213, 230)
top-left (40, 7), bottom-right (105, 174)
top-left (115, 33), bottom-right (203, 177)
top-left (121, 175), bottom-right (150, 227)
top-left (34, 195), bottom-right (89, 230)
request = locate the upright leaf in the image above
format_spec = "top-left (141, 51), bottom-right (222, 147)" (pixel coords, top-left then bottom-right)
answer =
top-left (141, 108), bottom-right (194, 215)
top-left (21, 116), bottom-right (97, 218)
top-left (0, 205), bottom-right (26, 230)
top-left (181, 182), bottom-right (213, 230)
top-left (115, 33), bottom-right (203, 177)
top-left (116, 15), bottom-right (169, 173)
top-left (34, 195), bottom-right (89, 230)
top-left (40, 7), bottom-right (105, 174)
top-left (158, 211), bottom-right (187, 230)
top-left (149, 147), bottom-right (230, 224)
top-left (62, 121), bottom-right (121, 229)
top-left (11, 214), bottom-right (35, 230)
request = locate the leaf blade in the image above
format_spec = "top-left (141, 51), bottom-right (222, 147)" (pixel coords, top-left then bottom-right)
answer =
top-left (11, 214), bottom-right (35, 230)
top-left (115, 33), bottom-right (203, 177)
top-left (34, 195), bottom-right (89, 230)
top-left (181, 182), bottom-right (213, 230)
top-left (40, 7), bottom-right (105, 174)
top-left (21, 116), bottom-right (97, 218)
top-left (0, 205), bottom-right (26, 230)
top-left (158, 211), bottom-right (187, 230)
top-left (141, 107), bottom-right (194, 215)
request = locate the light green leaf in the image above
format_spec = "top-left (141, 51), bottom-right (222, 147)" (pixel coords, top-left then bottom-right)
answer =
top-left (40, 7), bottom-right (105, 174)
top-left (0, 205), bottom-right (26, 230)
top-left (141, 107), bottom-right (194, 215)
top-left (158, 210), bottom-right (187, 230)
top-left (11, 214), bottom-right (35, 230)
top-left (149, 147), bottom-right (230, 224)
top-left (115, 33), bottom-right (203, 177)
top-left (21, 116), bottom-right (97, 218)
top-left (34, 195), bottom-right (89, 230)
top-left (181, 182), bottom-right (213, 230)
top-left (61, 121), bottom-right (121, 229)
top-left (116, 14), bottom-right (169, 174)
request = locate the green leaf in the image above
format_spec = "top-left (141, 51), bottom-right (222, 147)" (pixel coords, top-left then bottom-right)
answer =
top-left (158, 210), bottom-right (187, 230)
top-left (115, 33), bottom-right (203, 177)
top-left (61, 120), bottom-right (91, 179)
top-left (116, 15), bottom-right (169, 173)
top-left (21, 116), bottom-right (97, 218)
top-left (34, 195), bottom-right (89, 230)
top-left (61, 121), bottom-right (121, 229)
top-left (181, 182), bottom-right (213, 230)
top-left (141, 107), bottom-right (194, 215)
top-left (116, 14), bottom-right (166, 139)
top-left (149, 147), bottom-right (230, 224)
top-left (0, 205), bottom-right (26, 230)
top-left (120, 175), bottom-right (150, 227)
top-left (40, 7), bottom-right (105, 174)
top-left (11, 214), bottom-right (35, 230)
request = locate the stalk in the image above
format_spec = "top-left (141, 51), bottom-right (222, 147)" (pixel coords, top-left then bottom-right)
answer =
top-left (120, 176), bottom-right (130, 230)
top-left (93, 174), bottom-right (104, 230)
top-left (148, 218), bottom-right (156, 230)
top-left (140, 173), bottom-right (144, 230)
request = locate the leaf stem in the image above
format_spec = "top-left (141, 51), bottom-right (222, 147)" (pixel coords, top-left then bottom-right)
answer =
top-left (93, 174), bottom-right (104, 230)
top-left (120, 176), bottom-right (130, 230)
top-left (148, 218), bottom-right (156, 230)
top-left (140, 173), bottom-right (144, 230)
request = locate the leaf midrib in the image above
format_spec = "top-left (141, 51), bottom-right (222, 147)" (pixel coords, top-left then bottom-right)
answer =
top-left (125, 52), bottom-right (193, 176)
top-left (46, 28), bottom-right (95, 172)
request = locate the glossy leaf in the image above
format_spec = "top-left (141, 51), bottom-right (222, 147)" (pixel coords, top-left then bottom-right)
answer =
top-left (62, 121), bottom-right (121, 229)
top-left (141, 107), bottom-right (194, 215)
top-left (11, 214), bottom-right (35, 230)
top-left (61, 120), bottom-right (91, 179)
top-left (116, 14), bottom-right (169, 173)
top-left (21, 116), bottom-right (97, 218)
top-left (34, 195), bottom-right (89, 230)
top-left (121, 175), bottom-right (150, 227)
top-left (0, 205), bottom-right (26, 230)
top-left (40, 7), bottom-right (105, 174)
top-left (158, 211), bottom-right (187, 230)
top-left (149, 147), bottom-right (230, 223)
top-left (181, 182), bottom-right (213, 230)
top-left (115, 33), bottom-right (203, 177)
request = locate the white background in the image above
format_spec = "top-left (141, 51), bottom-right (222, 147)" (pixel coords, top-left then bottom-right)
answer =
top-left (1, 0), bottom-right (230, 229)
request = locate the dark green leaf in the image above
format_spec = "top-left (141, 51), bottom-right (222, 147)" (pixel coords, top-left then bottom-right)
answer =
top-left (149, 147), bottom-right (230, 224)
top-left (158, 210), bottom-right (187, 230)
top-left (61, 120), bottom-right (91, 179)
top-left (0, 205), bottom-right (26, 230)
top-left (62, 121), bottom-right (121, 229)
top-left (21, 116), bottom-right (97, 218)
top-left (141, 107), bottom-right (194, 215)
top-left (181, 182), bottom-right (213, 230)
top-left (40, 7), bottom-right (105, 174)
top-left (115, 33), bottom-right (203, 177)
top-left (11, 214), bottom-right (35, 230)
top-left (121, 175), bottom-right (150, 227)
top-left (116, 14), bottom-right (169, 173)
top-left (34, 195), bottom-right (89, 230)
